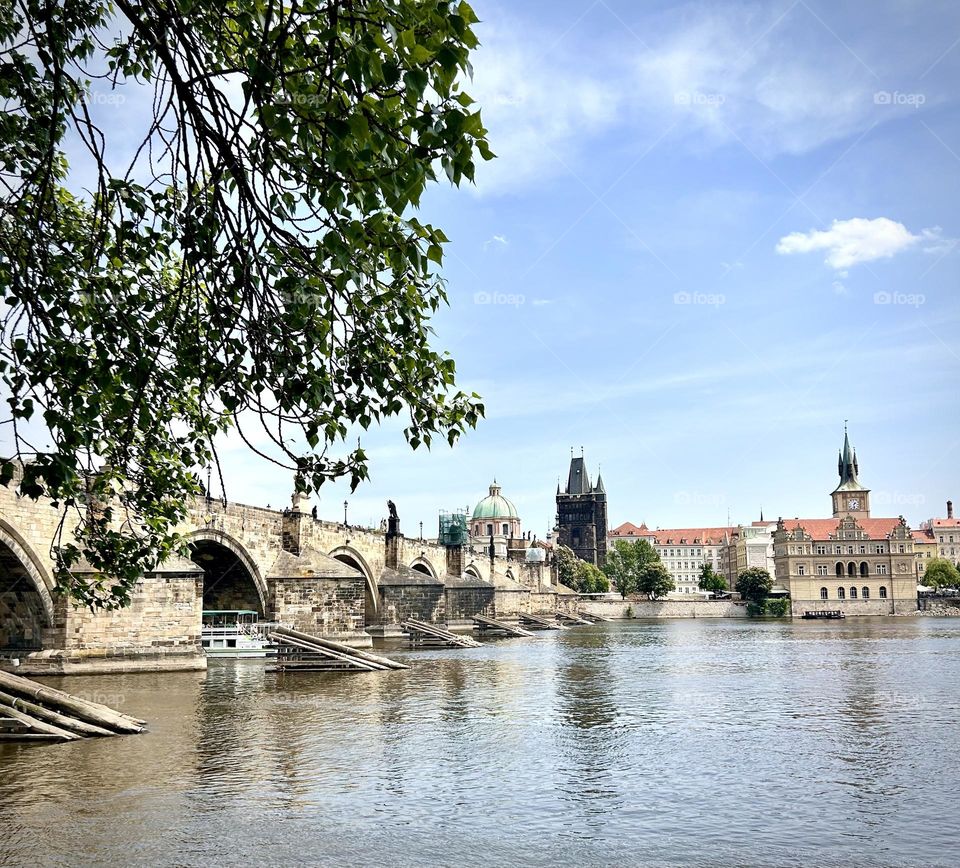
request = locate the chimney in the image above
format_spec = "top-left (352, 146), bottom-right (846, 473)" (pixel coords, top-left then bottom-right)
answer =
top-left (948, 500), bottom-right (954, 520)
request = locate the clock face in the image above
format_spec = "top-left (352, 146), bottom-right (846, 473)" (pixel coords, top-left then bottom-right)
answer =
top-left (849, 498), bottom-right (860, 510)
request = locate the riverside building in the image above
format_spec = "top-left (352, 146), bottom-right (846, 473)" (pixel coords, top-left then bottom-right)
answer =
top-left (772, 429), bottom-right (916, 615)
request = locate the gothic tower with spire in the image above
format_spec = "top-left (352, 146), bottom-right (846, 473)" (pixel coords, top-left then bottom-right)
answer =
top-left (831, 426), bottom-right (871, 518)
top-left (555, 449), bottom-right (608, 565)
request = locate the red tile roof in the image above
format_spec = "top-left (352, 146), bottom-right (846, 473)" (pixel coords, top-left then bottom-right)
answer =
top-left (931, 518), bottom-right (960, 528)
top-left (609, 521), bottom-right (648, 536)
top-left (912, 528), bottom-right (936, 542)
top-left (609, 523), bottom-right (733, 544)
top-left (650, 527), bottom-right (735, 545)
top-left (780, 517), bottom-right (902, 539)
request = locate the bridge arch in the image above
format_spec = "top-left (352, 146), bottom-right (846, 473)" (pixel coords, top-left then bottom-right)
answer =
top-left (185, 529), bottom-right (267, 615)
top-left (0, 519), bottom-right (56, 650)
top-left (409, 557), bottom-right (438, 579)
top-left (329, 546), bottom-right (379, 626)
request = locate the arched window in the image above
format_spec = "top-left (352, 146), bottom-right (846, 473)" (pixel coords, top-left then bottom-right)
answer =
top-left (849, 586), bottom-right (858, 599)
top-left (486, 523), bottom-right (493, 536)
top-left (860, 562), bottom-right (868, 577)
top-left (862, 587), bottom-right (870, 599)
top-left (847, 562), bottom-right (856, 577)
top-left (879, 586), bottom-right (887, 599)
top-left (835, 562), bottom-right (844, 577)
top-left (820, 587), bottom-right (828, 600)
top-left (502, 523), bottom-right (509, 536)
top-left (838, 586), bottom-right (846, 600)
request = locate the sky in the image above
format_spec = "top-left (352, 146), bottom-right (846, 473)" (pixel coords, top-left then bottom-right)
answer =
top-left (20, 0), bottom-right (960, 537)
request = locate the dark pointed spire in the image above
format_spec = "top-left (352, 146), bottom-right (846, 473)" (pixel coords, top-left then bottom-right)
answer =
top-left (565, 449), bottom-right (590, 494)
top-left (838, 427), bottom-right (860, 486)
top-left (594, 472), bottom-right (605, 494)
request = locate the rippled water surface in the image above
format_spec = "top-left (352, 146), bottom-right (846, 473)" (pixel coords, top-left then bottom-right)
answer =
top-left (2, 618), bottom-right (960, 867)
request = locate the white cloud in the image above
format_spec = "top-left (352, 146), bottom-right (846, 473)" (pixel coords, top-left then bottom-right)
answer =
top-left (775, 217), bottom-right (941, 269)
top-left (483, 234), bottom-right (509, 249)
top-left (465, 2), bottom-right (954, 194)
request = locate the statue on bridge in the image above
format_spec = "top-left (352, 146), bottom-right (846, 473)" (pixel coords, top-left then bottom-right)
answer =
top-left (387, 500), bottom-right (400, 537)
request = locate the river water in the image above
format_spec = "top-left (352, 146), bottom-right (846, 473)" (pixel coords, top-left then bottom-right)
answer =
top-left (2, 618), bottom-right (959, 867)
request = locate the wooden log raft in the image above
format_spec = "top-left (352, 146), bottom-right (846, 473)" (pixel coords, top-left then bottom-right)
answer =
top-left (268, 625), bottom-right (409, 673)
top-left (402, 619), bottom-right (482, 648)
top-left (0, 669), bottom-right (146, 743)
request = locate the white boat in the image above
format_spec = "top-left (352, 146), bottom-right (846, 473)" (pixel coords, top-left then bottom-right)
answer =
top-left (201, 610), bottom-right (275, 658)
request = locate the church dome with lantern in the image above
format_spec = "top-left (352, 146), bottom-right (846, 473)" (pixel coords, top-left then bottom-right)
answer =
top-left (471, 481), bottom-right (521, 540)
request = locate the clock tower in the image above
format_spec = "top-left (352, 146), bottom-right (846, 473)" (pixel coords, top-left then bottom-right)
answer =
top-left (831, 426), bottom-right (870, 518)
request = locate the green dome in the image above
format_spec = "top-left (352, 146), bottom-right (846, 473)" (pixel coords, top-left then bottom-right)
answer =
top-left (471, 482), bottom-right (519, 520)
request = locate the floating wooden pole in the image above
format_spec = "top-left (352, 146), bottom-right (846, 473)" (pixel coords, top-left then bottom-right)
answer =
top-left (579, 611), bottom-right (613, 623)
top-left (556, 611), bottom-right (592, 626)
top-left (0, 670), bottom-right (145, 738)
top-left (0, 689), bottom-right (115, 737)
top-left (402, 619), bottom-right (482, 648)
top-left (271, 626), bottom-right (409, 671)
top-left (0, 703), bottom-right (81, 741)
top-left (518, 612), bottom-right (565, 630)
top-left (473, 614), bottom-right (535, 638)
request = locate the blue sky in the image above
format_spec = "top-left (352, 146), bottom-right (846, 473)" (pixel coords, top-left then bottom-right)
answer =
top-left (34, 0), bottom-right (960, 536)
top-left (295, 0), bottom-right (960, 536)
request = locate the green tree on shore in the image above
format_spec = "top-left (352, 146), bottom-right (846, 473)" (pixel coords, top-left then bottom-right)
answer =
top-left (698, 563), bottom-right (728, 594)
top-left (736, 567), bottom-right (774, 606)
top-left (554, 545), bottom-right (610, 594)
top-left (603, 539), bottom-right (660, 599)
top-left (923, 558), bottom-right (960, 590)
top-left (0, 1), bottom-right (491, 609)
top-left (638, 562), bottom-right (675, 600)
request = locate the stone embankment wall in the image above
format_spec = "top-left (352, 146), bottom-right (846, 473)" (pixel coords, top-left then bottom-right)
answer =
top-left (581, 599), bottom-right (749, 618)
top-left (917, 597), bottom-right (960, 616)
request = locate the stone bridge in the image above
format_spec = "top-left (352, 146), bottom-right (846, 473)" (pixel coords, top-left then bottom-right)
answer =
top-left (0, 479), bottom-right (574, 674)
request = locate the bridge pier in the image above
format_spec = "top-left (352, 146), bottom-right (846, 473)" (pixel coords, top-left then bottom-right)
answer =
top-left (7, 556), bottom-right (207, 676)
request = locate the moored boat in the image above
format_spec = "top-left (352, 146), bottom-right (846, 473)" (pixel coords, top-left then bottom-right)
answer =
top-left (201, 610), bottom-right (275, 657)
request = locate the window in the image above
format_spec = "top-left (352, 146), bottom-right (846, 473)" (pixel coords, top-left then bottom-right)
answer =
top-left (820, 587), bottom-right (828, 600)
top-left (847, 546), bottom-right (854, 555)
top-left (849, 587), bottom-right (857, 599)
top-left (838, 587), bottom-right (846, 599)
top-left (486, 523), bottom-right (493, 536)
top-left (860, 562), bottom-right (868, 577)
top-left (817, 565), bottom-right (828, 576)
top-left (862, 587), bottom-right (870, 599)
top-left (798, 565), bottom-right (806, 576)
top-left (836, 562), bottom-right (844, 577)
top-left (898, 545), bottom-right (905, 553)
top-left (502, 524), bottom-right (509, 536)
top-left (876, 564), bottom-right (887, 575)
top-left (835, 546), bottom-right (842, 555)
top-left (817, 545), bottom-right (826, 555)
top-left (859, 546), bottom-right (866, 555)
top-left (879, 586), bottom-right (887, 599)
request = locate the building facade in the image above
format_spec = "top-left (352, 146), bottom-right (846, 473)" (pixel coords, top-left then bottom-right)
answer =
top-left (722, 521), bottom-right (778, 589)
top-left (773, 430), bottom-right (916, 615)
top-left (607, 521), bottom-right (731, 595)
top-left (556, 452), bottom-right (608, 566)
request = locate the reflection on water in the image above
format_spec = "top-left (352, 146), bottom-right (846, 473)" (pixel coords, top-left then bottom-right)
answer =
top-left (2, 618), bottom-right (959, 867)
